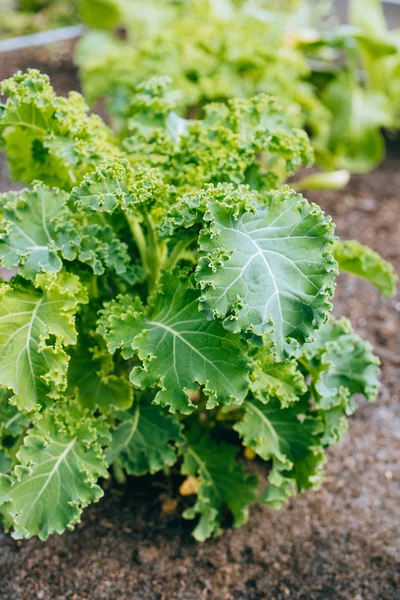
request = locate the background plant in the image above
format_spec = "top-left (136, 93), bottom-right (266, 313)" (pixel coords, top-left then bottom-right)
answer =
top-left (75, 0), bottom-right (400, 174)
top-left (0, 0), bottom-right (80, 40)
top-left (303, 0), bottom-right (400, 171)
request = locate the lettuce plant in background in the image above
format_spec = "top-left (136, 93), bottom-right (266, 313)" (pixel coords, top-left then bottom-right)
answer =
top-left (305, 0), bottom-right (400, 172)
top-left (0, 0), bottom-right (80, 39)
top-left (75, 0), bottom-right (400, 174)
top-left (0, 70), bottom-right (396, 541)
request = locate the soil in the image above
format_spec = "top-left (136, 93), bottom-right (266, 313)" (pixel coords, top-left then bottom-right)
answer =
top-left (0, 47), bottom-right (399, 600)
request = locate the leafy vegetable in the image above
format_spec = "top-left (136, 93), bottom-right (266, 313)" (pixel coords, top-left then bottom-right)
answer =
top-left (106, 400), bottom-right (183, 474)
top-left (234, 397), bottom-right (325, 508)
top-left (302, 317), bottom-right (381, 445)
top-left (250, 355), bottom-right (307, 408)
top-left (0, 70), bottom-right (394, 542)
top-left (98, 273), bottom-right (250, 414)
top-left (333, 240), bottom-right (397, 299)
top-left (67, 335), bottom-right (133, 413)
top-left (75, 0), bottom-right (330, 153)
top-left (0, 0), bottom-right (80, 40)
top-left (74, 0), bottom-right (400, 174)
top-left (0, 403), bottom-right (109, 540)
top-left (181, 428), bottom-right (258, 541)
top-left (0, 272), bottom-right (86, 412)
top-left (195, 186), bottom-right (337, 355)
top-left (0, 70), bottom-right (120, 188)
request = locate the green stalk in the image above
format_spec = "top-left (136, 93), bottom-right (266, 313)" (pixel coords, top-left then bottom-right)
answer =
top-left (143, 213), bottom-right (162, 294)
top-left (126, 214), bottom-right (149, 273)
top-left (112, 457), bottom-right (127, 485)
top-left (298, 356), bottom-right (321, 401)
top-left (89, 275), bottom-right (99, 299)
top-left (163, 237), bottom-right (194, 271)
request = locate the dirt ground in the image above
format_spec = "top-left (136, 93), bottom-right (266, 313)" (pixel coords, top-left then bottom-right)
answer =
top-left (0, 46), bottom-right (399, 600)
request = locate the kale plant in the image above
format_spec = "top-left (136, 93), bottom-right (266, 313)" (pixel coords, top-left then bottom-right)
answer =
top-left (0, 70), bottom-right (396, 541)
top-left (75, 0), bottom-right (331, 157)
top-left (75, 0), bottom-right (400, 173)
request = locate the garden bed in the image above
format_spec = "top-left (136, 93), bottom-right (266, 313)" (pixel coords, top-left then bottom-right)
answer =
top-left (0, 47), bottom-right (399, 600)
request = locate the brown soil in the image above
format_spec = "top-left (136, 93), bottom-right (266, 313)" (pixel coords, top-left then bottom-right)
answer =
top-left (0, 48), bottom-right (399, 600)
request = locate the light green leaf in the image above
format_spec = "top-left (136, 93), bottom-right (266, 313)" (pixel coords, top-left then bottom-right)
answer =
top-left (302, 318), bottom-right (380, 445)
top-left (0, 272), bottom-right (87, 412)
top-left (303, 318), bottom-right (381, 408)
top-left (71, 159), bottom-right (171, 215)
top-left (0, 182), bottom-right (139, 284)
top-left (234, 397), bottom-right (325, 508)
top-left (81, 0), bottom-right (122, 30)
top-left (0, 403), bottom-right (109, 540)
top-left (349, 0), bottom-right (388, 41)
top-left (319, 405), bottom-right (349, 448)
top-left (251, 354), bottom-right (307, 407)
top-left (0, 69), bottom-right (120, 188)
top-left (97, 294), bottom-right (144, 360)
top-left (317, 336), bottom-right (380, 405)
top-left (0, 451), bottom-right (12, 474)
top-left (106, 400), bottom-right (183, 474)
top-left (292, 170), bottom-right (350, 192)
top-left (181, 428), bottom-right (258, 541)
top-left (333, 240), bottom-right (397, 299)
top-left (124, 91), bottom-right (314, 193)
top-left (72, 221), bottom-right (142, 285)
top-left (160, 183), bottom-right (256, 238)
top-left (0, 184), bottom-right (71, 279)
top-left (323, 77), bottom-right (387, 173)
top-left (71, 159), bottom-right (134, 213)
top-left (98, 272), bottom-right (250, 414)
top-left (196, 186), bottom-right (337, 357)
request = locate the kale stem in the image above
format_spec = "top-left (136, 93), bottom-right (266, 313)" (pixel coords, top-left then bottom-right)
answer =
top-left (163, 237), bottom-right (194, 271)
top-left (126, 215), bottom-right (149, 273)
top-left (112, 457), bottom-right (127, 485)
top-left (142, 213), bottom-right (161, 294)
top-left (89, 275), bottom-right (99, 299)
top-left (298, 356), bottom-right (321, 401)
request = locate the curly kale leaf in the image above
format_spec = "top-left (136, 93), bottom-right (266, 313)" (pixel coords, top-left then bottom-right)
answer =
top-left (181, 427), bottom-right (258, 541)
top-left (77, 9), bottom-right (329, 153)
top-left (0, 402), bottom-right (109, 540)
top-left (196, 185), bottom-right (337, 357)
top-left (333, 240), bottom-right (397, 299)
top-left (0, 69), bottom-right (120, 189)
top-left (71, 158), bottom-right (173, 215)
top-left (124, 87), bottom-right (314, 192)
top-left (0, 272), bottom-right (87, 412)
top-left (302, 317), bottom-right (380, 444)
top-left (0, 184), bottom-right (73, 280)
top-left (98, 272), bottom-right (250, 414)
top-left (234, 397), bottom-right (325, 508)
top-left (106, 399), bottom-right (183, 475)
top-left (251, 354), bottom-right (307, 407)
top-left (0, 182), bottom-right (140, 285)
